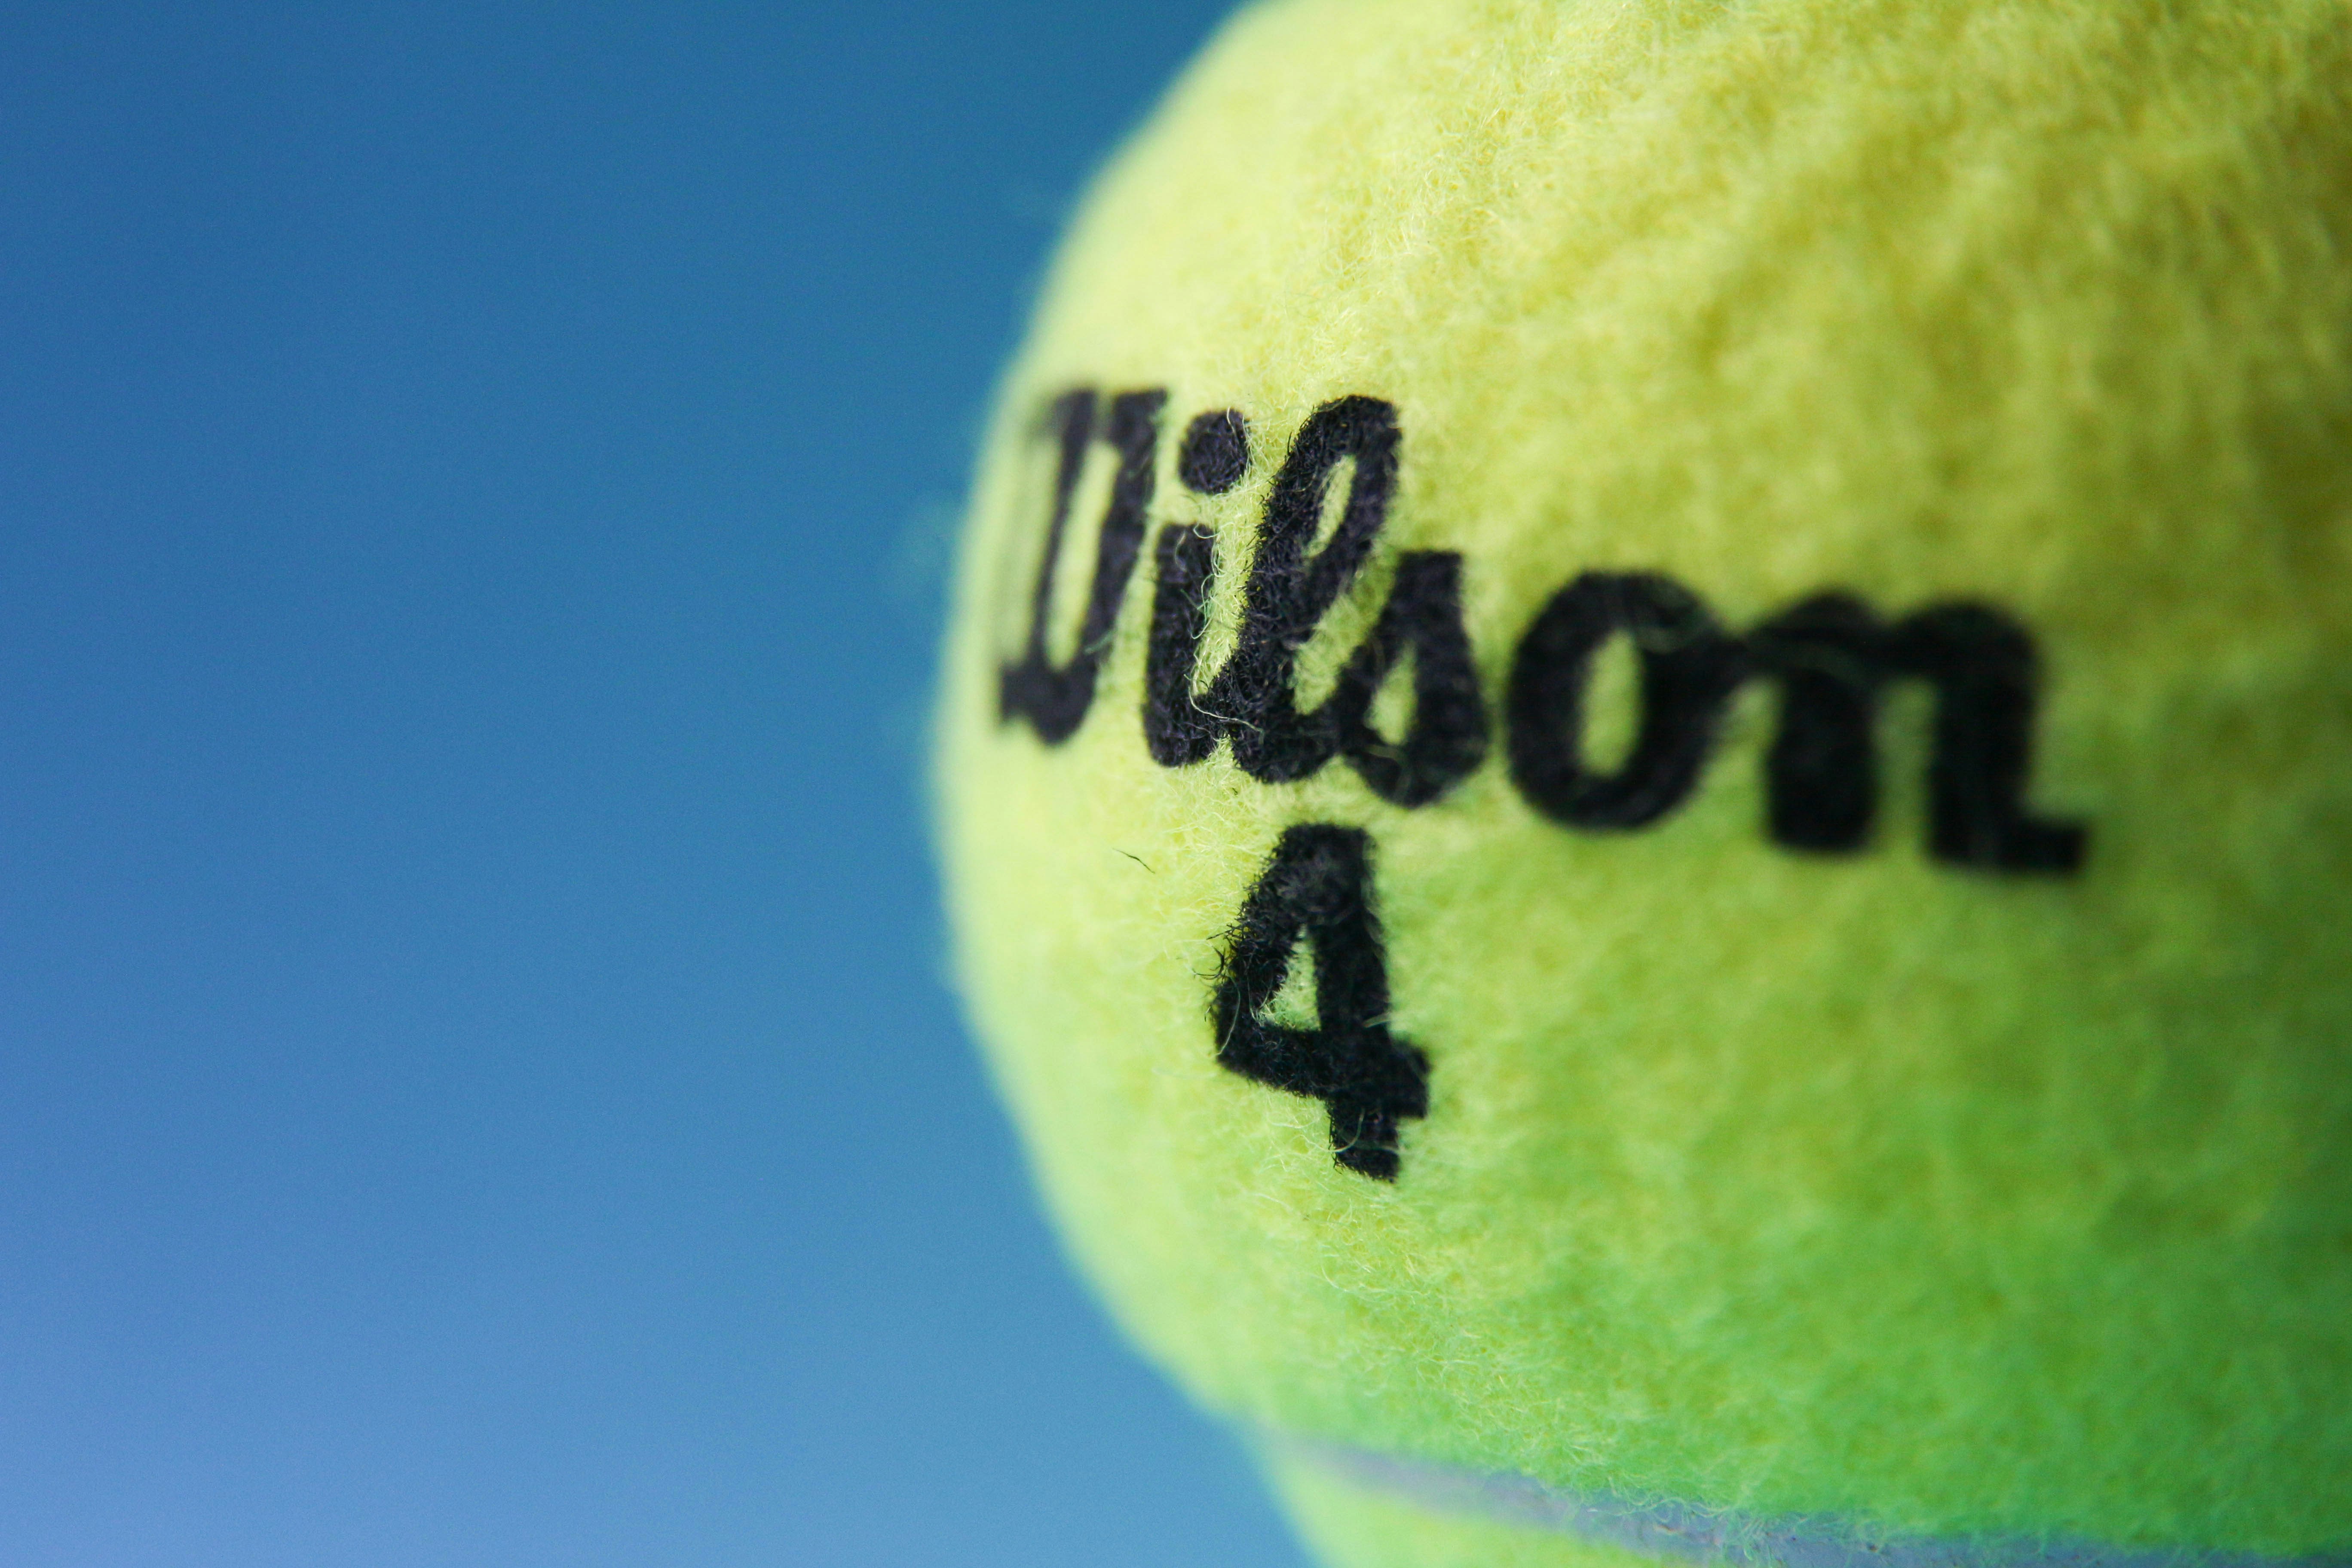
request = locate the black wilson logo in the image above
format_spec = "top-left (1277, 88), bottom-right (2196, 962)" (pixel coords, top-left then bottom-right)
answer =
top-left (994, 388), bottom-right (2090, 1179)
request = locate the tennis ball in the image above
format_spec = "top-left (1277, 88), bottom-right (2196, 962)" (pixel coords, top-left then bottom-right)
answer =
top-left (934, 3), bottom-right (2352, 1565)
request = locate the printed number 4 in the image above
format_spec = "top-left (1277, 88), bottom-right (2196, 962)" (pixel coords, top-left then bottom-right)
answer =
top-left (1213, 825), bottom-right (1430, 1181)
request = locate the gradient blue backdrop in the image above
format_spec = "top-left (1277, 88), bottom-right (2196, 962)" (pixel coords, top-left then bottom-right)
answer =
top-left (0, 3), bottom-right (1309, 1562)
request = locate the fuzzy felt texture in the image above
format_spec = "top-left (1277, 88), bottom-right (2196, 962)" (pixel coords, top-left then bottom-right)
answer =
top-left (933, 0), bottom-right (2352, 1560)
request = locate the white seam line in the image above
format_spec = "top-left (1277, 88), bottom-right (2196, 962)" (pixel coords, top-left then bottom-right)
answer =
top-left (1274, 1438), bottom-right (2352, 1568)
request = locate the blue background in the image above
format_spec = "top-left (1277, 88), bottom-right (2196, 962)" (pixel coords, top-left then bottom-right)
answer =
top-left (0, 3), bottom-right (1308, 1562)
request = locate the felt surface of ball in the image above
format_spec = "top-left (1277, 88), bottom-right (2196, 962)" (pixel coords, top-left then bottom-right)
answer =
top-left (934, 2), bottom-right (2352, 1562)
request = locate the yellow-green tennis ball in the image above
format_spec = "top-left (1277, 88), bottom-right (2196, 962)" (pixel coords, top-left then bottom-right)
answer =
top-left (934, 3), bottom-right (2352, 1565)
